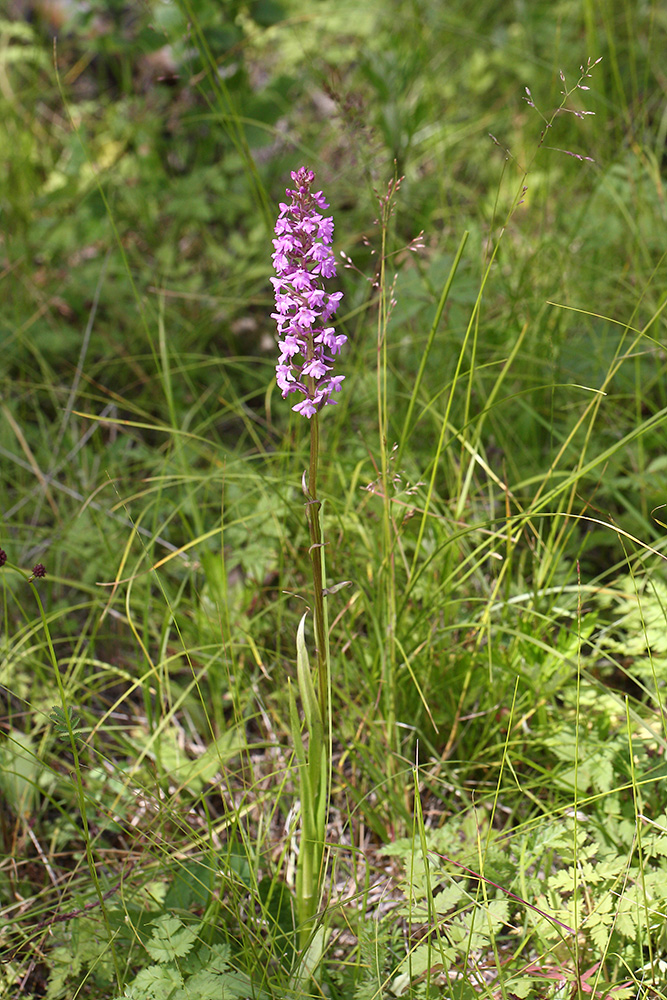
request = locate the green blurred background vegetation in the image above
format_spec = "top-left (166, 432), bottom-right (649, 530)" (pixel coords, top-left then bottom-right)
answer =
top-left (2, 0), bottom-right (667, 996)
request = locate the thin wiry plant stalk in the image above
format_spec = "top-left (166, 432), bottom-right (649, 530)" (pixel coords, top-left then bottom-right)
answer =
top-left (28, 572), bottom-right (123, 992)
top-left (375, 180), bottom-right (400, 772)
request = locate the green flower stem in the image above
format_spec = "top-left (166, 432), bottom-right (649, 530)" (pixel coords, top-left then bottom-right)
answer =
top-left (305, 411), bottom-right (329, 724)
top-left (292, 411), bottom-right (331, 963)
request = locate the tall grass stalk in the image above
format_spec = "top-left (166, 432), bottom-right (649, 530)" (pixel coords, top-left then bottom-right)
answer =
top-left (375, 178), bottom-right (401, 778)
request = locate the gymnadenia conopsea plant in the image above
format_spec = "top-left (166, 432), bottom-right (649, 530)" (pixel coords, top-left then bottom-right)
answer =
top-left (271, 167), bottom-right (345, 969)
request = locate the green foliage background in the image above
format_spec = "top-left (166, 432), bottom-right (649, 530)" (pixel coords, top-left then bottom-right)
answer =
top-left (1, 0), bottom-right (667, 997)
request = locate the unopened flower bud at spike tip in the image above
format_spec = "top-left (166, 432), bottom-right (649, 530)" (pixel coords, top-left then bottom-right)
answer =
top-left (32, 563), bottom-right (46, 579)
top-left (271, 167), bottom-right (345, 419)
top-left (0, 549), bottom-right (6, 567)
